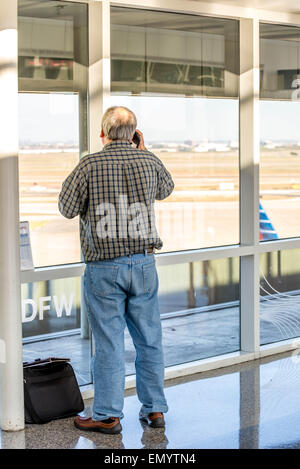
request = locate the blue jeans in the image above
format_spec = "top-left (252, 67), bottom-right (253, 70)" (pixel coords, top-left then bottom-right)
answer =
top-left (84, 251), bottom-right (168, 421)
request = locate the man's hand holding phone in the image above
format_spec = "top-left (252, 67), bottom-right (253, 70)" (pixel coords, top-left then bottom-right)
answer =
top-left (132, 129), bottom-right (146, 151)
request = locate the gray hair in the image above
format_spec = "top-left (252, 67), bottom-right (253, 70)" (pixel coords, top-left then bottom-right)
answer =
top-left (101, 106), bottom-right (137, 141)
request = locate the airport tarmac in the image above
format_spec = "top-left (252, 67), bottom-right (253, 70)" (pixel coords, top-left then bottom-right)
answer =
top-left (18, 149), bottom-right (300, 266)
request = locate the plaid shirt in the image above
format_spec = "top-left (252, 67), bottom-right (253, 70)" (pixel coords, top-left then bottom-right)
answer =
top-left (58, 141), bottom-right (174, 261)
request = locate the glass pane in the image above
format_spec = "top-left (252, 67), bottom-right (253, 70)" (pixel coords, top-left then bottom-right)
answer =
top-left (260, 249), bottom-right (300, 345)
top-left (109, 95), bottom-right (239, 251)
top-left (125, 257), bottom-right (240, 375)
top-left (22, 277), bottom-right (92, 386)
top-left (260, 23), bottom-right (300, 100)
top-left (260, 23), bottom-right (300, 241)
top-left (111, 7), bottom-right (239, 97)
top-left (18, 0), bottom-right (88, 93)
top-left (18, 93), bottom-right (81, 266)
top-left (260, 101), bottom-right (300, 241)
top-left (18, 0), bottom-right (88, 267)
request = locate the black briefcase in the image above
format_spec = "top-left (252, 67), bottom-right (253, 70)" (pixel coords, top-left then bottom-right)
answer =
top-left (23, 357), bottom-right (84, 424)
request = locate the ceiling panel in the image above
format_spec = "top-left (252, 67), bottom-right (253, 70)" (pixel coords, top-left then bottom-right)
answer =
top-left (198, 0), bottom-right (300, 14)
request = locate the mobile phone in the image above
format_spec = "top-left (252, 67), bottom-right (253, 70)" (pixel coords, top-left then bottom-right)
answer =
top-left (132, 131), bottom-right (141, 148)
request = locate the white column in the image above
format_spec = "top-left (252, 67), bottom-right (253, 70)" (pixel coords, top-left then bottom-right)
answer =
top-left (88, 0), bottom-right (111, 153)
top-left (0, 0), bottom-right (24, 431)
top-left (239, 18), bottom-right (261, 354)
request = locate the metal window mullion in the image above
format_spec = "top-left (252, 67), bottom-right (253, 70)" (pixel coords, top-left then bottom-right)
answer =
top-left (240, 18), bottom-right (261, 354)
top-left (79, 0), bottom-right (105, 340)
top-left (85, 0), bottom-right (111, 349)
top-left (259, 238), bottom-right (300, 253)
top-left (20, 244), bottom-right (254, 284)
top-left (88, 0), bottom-right (110, 155)
top-left (20, 235), bottom-right (300, 284)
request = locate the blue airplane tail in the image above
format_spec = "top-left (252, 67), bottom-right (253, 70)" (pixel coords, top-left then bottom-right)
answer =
top-left (259, 202), bottom-right (278, 240)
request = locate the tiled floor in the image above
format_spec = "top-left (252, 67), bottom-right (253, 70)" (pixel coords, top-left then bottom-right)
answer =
top-left (2, 351), bottom-right (300, 449)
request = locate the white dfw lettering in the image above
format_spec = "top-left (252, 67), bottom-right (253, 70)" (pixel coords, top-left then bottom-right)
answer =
top-left (21, 293), bottom-right (74, 323)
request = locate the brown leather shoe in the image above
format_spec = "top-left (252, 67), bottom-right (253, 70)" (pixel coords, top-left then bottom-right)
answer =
top-left (74, 415), bottom-right (122, 434)
top-left (140, 412), bottom-right (165, 428)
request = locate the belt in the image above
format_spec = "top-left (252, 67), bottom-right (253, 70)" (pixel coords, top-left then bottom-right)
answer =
top-left (130, 247), bottom-right (154, 255)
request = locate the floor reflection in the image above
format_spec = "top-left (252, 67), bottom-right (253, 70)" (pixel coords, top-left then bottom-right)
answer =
top-left (71, 425), bottom-right (169, 450)
top-left (2, 351), bottom-right (300, 449)
top-left (239, 367), bottom-right (260, 449)
top-left (73, 434), bottom-right (125, 450)
top-left (139, 421), bottom-right (169, 450)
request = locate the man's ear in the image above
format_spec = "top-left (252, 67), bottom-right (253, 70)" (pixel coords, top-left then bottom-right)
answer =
top-left (100, 129), bottom-right (104, 138)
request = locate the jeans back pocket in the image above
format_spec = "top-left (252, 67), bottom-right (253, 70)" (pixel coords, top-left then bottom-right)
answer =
top-left (89, 264), bottom-right (118, 297)
top-left (142, 262), bottom-right (156, 293)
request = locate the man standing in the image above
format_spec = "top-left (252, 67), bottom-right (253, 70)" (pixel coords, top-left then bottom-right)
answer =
top-left (59, 106), bottom-right (174, 434)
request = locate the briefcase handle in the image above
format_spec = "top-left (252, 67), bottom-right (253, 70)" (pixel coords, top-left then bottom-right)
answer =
top-left (23, 357), bottom-right (70, 368)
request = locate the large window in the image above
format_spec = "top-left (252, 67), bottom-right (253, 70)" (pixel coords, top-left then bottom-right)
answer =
top-left (18, 0), bottom-right (90, 387)
top-left (19, 5), bottom-right (241, 386)
top-left (110, 7), bottom-right (240, 366)
top-left (259, 23), bottom-right (300, 349)
top-left (18, 5), bottom-right (300, 390)
top-left (260, 24), bottom-right (300, 241)
top-left (111, 7), bottom-right (240, 252)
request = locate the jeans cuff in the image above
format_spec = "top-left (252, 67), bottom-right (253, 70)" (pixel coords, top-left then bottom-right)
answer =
top-left (93, 412), bottom-right (124, 421)
top-left (139, 404), bottom-right (168, 418)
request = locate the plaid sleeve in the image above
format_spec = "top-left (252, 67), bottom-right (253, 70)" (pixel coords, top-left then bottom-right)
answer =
top-left (155, 164), bottom-right (174, 200)
top-left (58, 163), bottom-right (88, 219)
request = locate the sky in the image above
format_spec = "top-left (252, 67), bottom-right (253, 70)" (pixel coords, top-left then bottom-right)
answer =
top-left (18, 94), bottom-right (79, 145)
top-left (18, 93), bottom-right (300, 145)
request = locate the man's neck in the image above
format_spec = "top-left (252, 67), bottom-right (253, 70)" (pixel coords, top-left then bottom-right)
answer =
top-left (103, 137), bottom-right (130, 146)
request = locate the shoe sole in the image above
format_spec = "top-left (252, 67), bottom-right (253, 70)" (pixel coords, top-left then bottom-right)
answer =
top-left (74, 421), bottom-right (122, 434)
top-left (140, 416), bottom-right (165, 428)
top-left (149, 418), bottom-right (165, 428)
